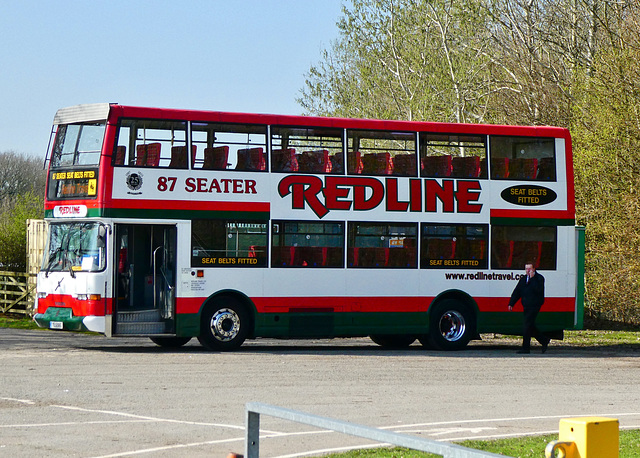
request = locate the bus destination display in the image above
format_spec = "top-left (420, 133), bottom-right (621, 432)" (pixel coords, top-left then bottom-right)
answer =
top-left (48, 169), bottom-right (98, 200)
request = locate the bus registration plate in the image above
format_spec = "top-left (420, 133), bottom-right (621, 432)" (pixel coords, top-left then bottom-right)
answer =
top-left (50, 321), bottom-right (63, 330)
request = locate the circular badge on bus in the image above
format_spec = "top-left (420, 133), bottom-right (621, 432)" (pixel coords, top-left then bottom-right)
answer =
top-left (501, 185), bottom-right (557, 206)
top-left (126, 171), bottom-right (143, 193)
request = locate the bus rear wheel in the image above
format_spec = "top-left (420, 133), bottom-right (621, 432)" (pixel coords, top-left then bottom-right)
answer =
top-left (369, 334), bottom-right (416, 348)
top-left (150, 336), bottom-right (191, 348)
top-left (426, 300), bottom-right (475, 351)
top-left (197, 297), bottom-right (249, 351)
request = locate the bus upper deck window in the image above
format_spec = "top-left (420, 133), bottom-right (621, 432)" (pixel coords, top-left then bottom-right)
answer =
top-left (51, 123), bottom-right (105, 167)
top-left (489, 136), bottom-right (556, 181)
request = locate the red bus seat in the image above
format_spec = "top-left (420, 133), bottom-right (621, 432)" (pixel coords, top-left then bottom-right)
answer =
top-left (203, 146), bottom-right (230, 170)
top-left (169, 145), bottom-right (196, 169)
top-left (299, 150), bottom-right (332, 173)
top-left (362, 152), bottom-right (393, 175)
top-left (295, 246), bottom-right (324, 267)
top-left (490, 157), bottom-right (509, 179)
top-left (114, 146), bottom-right (126, 165)
top-left (272, 246), bottom-right (296, 266)
top-left (452, 156), bottom-right (481, 178)
top-left (329, 153), bottom-right (344, 174)
top-left (272, 148), bottom-right (298, 172)
top-left (355, 247), bottom-right (388, 267)
top-left (422, 155), bottom-right (453, 177)
top-left (348, 151), bottom-right (364, 174)
top-left (136, 143), bottom-right (161, 167)
top-left (236, 147), bottom-right (266, 171)
top-left (387, 247), bottom-right (416, 267)
top-left (492, 240), bottom-right (514, 268)
top-left (513, 240), bottom-right (543, 267)
top-left (510, 158), bottom-right (538, 180)
top-left (426, 238), bottom-right (456, 259)
top-left (392, 154), bottom-right (417, 176)
top-left (464, 239), bottom-right (486, 260)
top-left (537, 157), bottom-right (555, 180)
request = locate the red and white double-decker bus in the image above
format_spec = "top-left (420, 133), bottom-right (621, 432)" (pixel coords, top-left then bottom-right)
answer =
top-left (34, 103), bottom-right (584, 350)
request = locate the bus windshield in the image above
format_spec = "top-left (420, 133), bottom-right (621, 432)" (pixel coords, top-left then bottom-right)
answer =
top-left (43, 222), bottom-right (106, 273)
top-left (51, 122), bottom-right (106, 167)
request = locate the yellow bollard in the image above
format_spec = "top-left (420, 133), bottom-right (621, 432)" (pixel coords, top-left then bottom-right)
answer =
top-left (546, 417), bottom-right (619, 458)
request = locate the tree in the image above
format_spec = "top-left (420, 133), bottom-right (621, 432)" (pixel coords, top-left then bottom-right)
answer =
top-left (299, 0), bottom-right (497, 124)
top-left (0, 151), bottom-right (46, 202)
top-left (0, 151), bottom-right (46, 270)
top-left (571, 12), bottom-right (640, 325)
top-left (0, 192), bottom-right (44, 270)
top-left (300, 0), bottom-right (640, 325)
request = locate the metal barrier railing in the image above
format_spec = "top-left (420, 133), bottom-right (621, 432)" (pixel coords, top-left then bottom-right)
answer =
top-left (244, 402), bottom-right (507, 458)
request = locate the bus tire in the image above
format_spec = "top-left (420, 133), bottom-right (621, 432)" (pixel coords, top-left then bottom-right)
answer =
top-left (197, 296), bottom-right (249, 351)
top-left (150, 336), bottom-right (192, 348)
top-left (369, 334), bottom-right (416, 348)
top-left (427, 299), bottom-right (475, 351)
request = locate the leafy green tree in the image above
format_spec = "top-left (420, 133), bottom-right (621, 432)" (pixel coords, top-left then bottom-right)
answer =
top-left (0, 151), bottom-right (46, 270)
top-left (299, 0), bottom-right (497, 123)
top-left (0, 191), bottom-right (44, 270)
top-left (572, 28), bottom-right (640, 325)
top-left (301, 0), bottom-right (640, 325)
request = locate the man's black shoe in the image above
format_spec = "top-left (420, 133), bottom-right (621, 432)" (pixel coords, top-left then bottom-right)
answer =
top-left (516, 349), bottom-right (530, 354)
top-left (542, 340), bottom-right (549, 354)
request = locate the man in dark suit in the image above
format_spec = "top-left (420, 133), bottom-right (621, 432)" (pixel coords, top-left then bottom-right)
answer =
top-left (508, 262), bottom-right (551, 354)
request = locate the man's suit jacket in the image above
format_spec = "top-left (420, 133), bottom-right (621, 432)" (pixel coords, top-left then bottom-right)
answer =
top-left (508, 272), bottom-right (545, 310)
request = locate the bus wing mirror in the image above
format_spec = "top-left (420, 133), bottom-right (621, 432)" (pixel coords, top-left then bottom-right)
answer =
top-left (97, 225), bottom-right (107, 248)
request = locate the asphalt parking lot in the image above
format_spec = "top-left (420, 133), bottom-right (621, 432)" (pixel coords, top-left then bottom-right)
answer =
top-left (1, 329), bottom-right (639, 457)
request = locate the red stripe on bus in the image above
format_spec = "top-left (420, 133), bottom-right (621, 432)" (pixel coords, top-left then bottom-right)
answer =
top-left (110, 199), bottom-right (270, 212)
top-left (175, 295), bottom-right (575, 315)
top-left (490, 209), bottom-right (575, 220)
top-left (37, 294), bottom-right (108, 317)
top-left (475, 296), bottom-right (575, 313)
top-left (38, 295), bottom-right (575, 317)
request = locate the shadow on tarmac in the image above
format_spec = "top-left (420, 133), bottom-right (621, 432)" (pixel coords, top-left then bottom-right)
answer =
top-left (4, 328), bottom-right (639, 358)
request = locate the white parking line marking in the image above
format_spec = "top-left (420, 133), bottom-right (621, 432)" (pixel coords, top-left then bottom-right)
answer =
top-left (0, 397), bottom-right (35, 405)
top-left (399, 427), bottom-right (497, 436)
top-left (275, 443), bottom-right (386, 458)
top-left (51, 404), bottom-right (253, 431)
top-left (91, 437), bottom-right (245, 458)
top-left (383, 411), bottom-right (640, 430)
top-left (1, 420), bottom-right (154, 428)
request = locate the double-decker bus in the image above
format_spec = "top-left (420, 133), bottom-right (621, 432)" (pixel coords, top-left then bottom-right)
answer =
top-left (34, 103), bottom-right (584, 350)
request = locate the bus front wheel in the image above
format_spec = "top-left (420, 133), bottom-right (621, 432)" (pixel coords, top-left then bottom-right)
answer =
top-left (426, 300), bottom-right (475, 351)
top-left (198, 297), bottom-right (249, 351)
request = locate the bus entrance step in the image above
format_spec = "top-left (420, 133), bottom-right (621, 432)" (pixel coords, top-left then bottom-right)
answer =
top-left (116, 310), bottom-right (165, 334)
top-left (117, 310), bottom-right (162, 322)
top-left (115, 321), bottom-right (166, 334)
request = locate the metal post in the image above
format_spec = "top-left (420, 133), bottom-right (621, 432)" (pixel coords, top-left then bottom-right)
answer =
top-left (245, 408), bottom-right (260, 458)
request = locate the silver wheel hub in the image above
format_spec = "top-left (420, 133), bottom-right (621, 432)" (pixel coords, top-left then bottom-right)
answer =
top-left (209, 308), bottom-right (240, 341)
top-left (438, 310), bottom-right (466, 342)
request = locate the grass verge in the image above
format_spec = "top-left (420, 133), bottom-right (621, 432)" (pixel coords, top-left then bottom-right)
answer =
top-left (0, 313), bottom-right (40, 330)
top-left (324, 429), bottom-right (640, 457)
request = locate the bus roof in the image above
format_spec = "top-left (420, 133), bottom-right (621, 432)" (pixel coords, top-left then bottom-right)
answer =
top-left (53, 103), bottom-right (112, 125)
top-left (53, 103), bottom-right (570, 139)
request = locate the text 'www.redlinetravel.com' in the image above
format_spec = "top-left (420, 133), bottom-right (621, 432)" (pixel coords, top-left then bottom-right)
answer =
top-left (444, 272), bottom-right (525, 281)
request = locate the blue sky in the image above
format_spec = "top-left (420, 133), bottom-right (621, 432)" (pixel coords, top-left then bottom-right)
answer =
top-left (0, 1), bottom-right (344, 157)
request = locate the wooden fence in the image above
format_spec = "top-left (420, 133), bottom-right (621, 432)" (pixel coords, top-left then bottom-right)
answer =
top-left (0, 271), bottom-right (36, 315)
